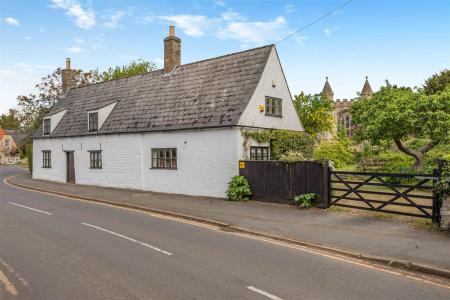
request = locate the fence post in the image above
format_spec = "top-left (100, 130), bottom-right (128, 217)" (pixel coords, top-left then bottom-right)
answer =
top-left (432, 168), bottom-right (441, 224)
top-left (316, 160), bottom-right (330, 208)
top-left (437, 160), bottom-right (449, 230)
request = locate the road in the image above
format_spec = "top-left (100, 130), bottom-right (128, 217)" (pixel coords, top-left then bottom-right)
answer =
top-left (0, 167), bottom-right (449, 299)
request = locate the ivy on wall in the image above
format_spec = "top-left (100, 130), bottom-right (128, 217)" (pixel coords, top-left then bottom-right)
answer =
top-left (242, 129), bottom-right (315, 160)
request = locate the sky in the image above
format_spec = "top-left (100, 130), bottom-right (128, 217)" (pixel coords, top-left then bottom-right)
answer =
top-left (1, 0), bottom-right (449, 113)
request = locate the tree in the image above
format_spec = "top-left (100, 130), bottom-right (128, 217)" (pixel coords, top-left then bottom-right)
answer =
top-left (100, 58), bottom-right (157, 81)
top-left (0, 109), bottom-right (21, 129)
top-left (17, 68), bottom-right (100, 136)
top-left (351, 81), bottom-right (450, 171)
top-left (422, 69), bottom-right (450, 95)
top-left (293, 92), bottom-right (334, 138)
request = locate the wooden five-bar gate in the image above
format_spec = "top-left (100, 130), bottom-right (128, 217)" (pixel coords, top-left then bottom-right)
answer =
top-left (329, 170), bottom-right (441, 223)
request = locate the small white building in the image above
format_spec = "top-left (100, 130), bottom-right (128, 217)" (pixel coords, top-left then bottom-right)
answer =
top-left (33, 26), bottom-right (303, 198)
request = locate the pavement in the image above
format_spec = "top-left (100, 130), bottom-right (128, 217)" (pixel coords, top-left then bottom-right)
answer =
top-left (1, 166), bottom-right (449, 299)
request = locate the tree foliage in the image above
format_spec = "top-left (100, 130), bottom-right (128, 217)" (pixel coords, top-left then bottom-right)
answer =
top-left (351, 81), bottom-right (450, 171)
top-left (0, 109), bottom-right (22, 129)
top-left (100, 58), bottom-right (157, 81)
top-left (17, 68), bottom-right (100, 136)
top-left (422, 69), bottom-right (450, 95)
top-left (293, 92), bottom-right (334, 138)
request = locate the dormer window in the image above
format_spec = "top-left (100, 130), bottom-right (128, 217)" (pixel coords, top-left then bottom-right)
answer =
top-left (88, 112), bottom-right (98, 132)
top-left (43, 118), bottom-right (51, 135)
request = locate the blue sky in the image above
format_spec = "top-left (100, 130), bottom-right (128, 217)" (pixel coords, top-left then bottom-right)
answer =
top-left (1, 0), bottom-right (449, 113)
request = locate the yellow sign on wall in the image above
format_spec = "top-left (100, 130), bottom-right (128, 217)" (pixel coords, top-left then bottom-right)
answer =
top-left (239, 161), bottom-right (245, 169)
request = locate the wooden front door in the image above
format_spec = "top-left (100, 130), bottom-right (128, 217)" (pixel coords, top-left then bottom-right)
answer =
top-left (66, 152), bottom-right (75, 184)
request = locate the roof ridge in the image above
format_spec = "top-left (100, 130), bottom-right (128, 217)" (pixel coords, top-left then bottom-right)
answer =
top-left (66, 44), bottom-right (275, 94)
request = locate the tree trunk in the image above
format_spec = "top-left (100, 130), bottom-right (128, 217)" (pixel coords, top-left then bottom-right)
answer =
top-left (393, 139), bottom-right (440, 172)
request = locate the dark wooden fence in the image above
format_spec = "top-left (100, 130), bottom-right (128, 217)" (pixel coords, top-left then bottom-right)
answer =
top-left (239, 160), bottom-right (329, 207)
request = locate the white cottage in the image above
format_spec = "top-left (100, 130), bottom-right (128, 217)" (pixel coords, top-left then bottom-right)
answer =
top-left (33, 26), bottom-right (303, 198)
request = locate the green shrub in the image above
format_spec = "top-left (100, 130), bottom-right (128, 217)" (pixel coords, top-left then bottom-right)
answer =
top-left (226, 175), bottom-right (252, 201)
top-left (27, 143), bottom-right (33, 174)
top-left (279, 150), bottom-right (309, 162)
top-left (294, 193), bottom-right (317, 208)
top-left (243, 129), bottom-right (315, 160)
top-left (313, 140), bottom-right (354, 168)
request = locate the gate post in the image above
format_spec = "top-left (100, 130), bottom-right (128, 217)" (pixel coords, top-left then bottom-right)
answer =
top-left (316, 160), bottom-right (331, 208)
top-left (437, 160), bottom-right (449, 230)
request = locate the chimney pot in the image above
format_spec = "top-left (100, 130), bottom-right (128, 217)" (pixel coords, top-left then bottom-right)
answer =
top-left (65, 58), bottom-right (71, 70)
top-left (169, 25), bottom-right (175, 37)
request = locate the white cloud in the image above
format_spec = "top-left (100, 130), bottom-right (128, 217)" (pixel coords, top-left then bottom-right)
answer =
top-left (285, 4), bottom-right (295, 14)
top-left (104, 11), bottom-right (125, 28)
top-left (24, 36), bottom-right (32, 41)
top-left (214, 0), bottom-right (226, 7)
top-left (38, 27), bottom-right (46, 33)
top-left (221, 9), bottom-right (245, 21)
top-left (4, 17), bottom-right (20, 26)
top-left (66, 47), bottom-right (82, 54)
top-left (74, 38), bottom-right (85, 44)
top-left (324, 26), bottom-right (340, 36)
top-left (159, 15), bottom-right (217, 37)
top-left (51, 0), bottom-right (96, 29)
top-left (217, 16), bottom-right (286, 44)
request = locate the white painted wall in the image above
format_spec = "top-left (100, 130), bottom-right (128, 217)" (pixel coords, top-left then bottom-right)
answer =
top-left (33, 128), bottom-right (242, 198)
top-left (238, 47), bottom-right (303, 131)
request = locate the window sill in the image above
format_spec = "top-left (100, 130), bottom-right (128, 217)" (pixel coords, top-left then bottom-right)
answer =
top-left (90, 167), bottom-right (102, 169)
top-left (42, 166), bottom-right (51, 168)
top-left (264, 114), bottom-right (283, 118)
top-left (150, 167), bottom-right (178, 170)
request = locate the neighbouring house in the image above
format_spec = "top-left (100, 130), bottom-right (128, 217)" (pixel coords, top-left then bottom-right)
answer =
top-left (32, 26), bottom-right (303, 198)
top-left (321, 76), bottom-right (374, 139)
top-left (0, 128), bottom-right (26, 164)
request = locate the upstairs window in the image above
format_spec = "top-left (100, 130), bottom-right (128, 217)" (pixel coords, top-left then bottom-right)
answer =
top-left (89, 151), bottom-right (102, 169)
top-left (250, 146), bottom-right (269, 161)
top-left (265, 96), bottom-right (282, 117)
top-left (151, 148), bottom-right (177, 169)
top-left (43, 118), bottom-right (51, 135)
top-left (88, 112), bottom-right (99, 132)
top-left (42, 151), bottom-right (51, 168)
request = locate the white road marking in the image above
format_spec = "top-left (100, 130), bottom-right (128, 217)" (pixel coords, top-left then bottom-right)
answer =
top-left (247, 286), bottom-right (283, 300)
top-left (0, 269), bottom-right (18, 296)
top-left (81, 223), bottom-right (173, 256)
top-left (8, 202), bottom-right (53, 215)
top-left (5, 176), bottom-right (450, 289)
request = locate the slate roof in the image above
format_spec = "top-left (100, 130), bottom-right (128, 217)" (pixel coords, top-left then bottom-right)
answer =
top-left (34, 44), bottom-right (274, 138)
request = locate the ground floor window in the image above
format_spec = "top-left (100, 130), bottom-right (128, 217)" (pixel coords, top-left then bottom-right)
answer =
top-left (250, 146), bottom-right (269, 161)
top-left (89, 151), bottom-right (102, 169)
top-left (151, 148), bottom-right (177, 169)
top-left (42, 150), bottom-right (51, 168)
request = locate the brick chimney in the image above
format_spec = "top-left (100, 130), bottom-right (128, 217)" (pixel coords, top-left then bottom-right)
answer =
top-left (61, 58), bottom-right (76, 95)
top-left (164, 26), bottom-right (181, 73)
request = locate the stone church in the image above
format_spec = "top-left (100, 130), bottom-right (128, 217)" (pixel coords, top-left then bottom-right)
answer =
top-left (321, 76), bottom-right (373, 139)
